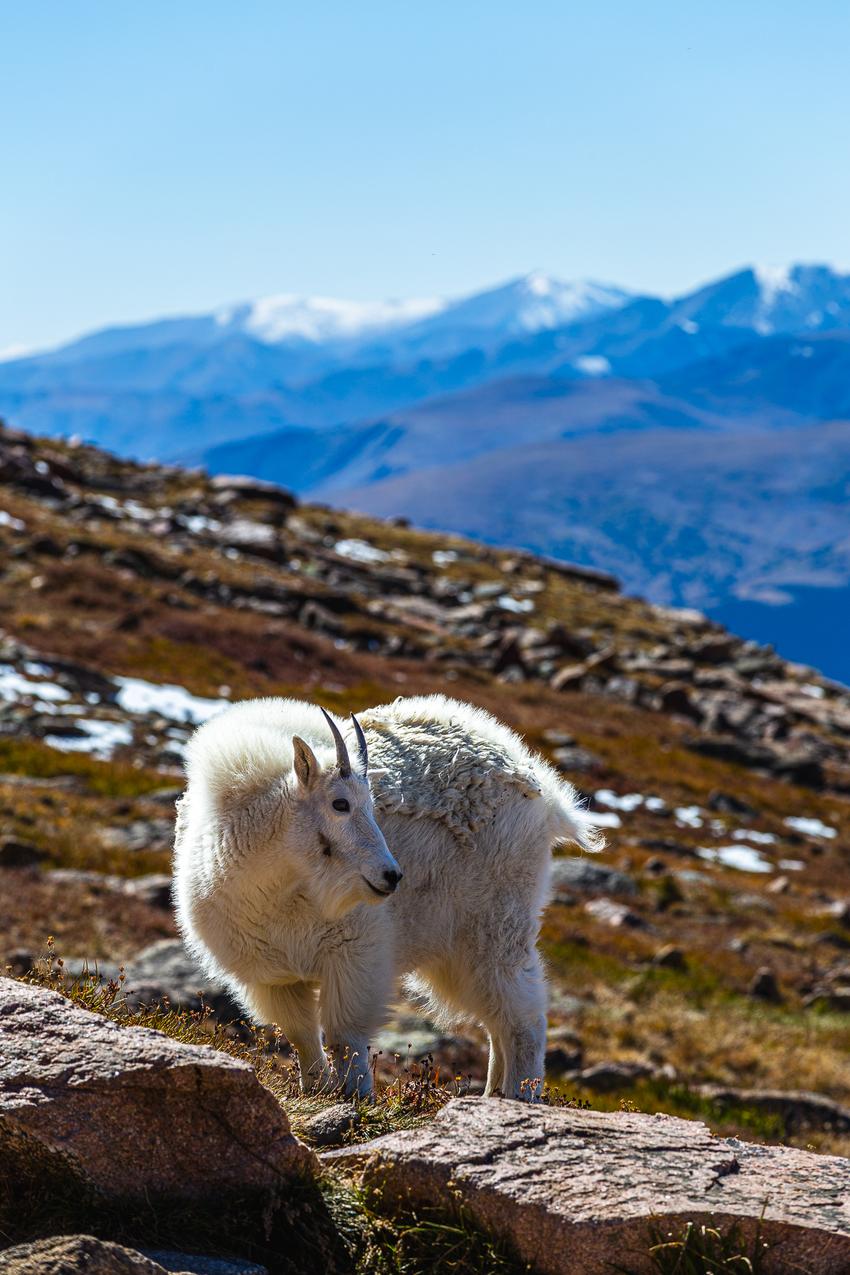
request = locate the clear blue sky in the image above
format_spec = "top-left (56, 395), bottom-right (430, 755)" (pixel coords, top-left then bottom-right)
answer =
top-left (3, 0), bottom-right (849, 350)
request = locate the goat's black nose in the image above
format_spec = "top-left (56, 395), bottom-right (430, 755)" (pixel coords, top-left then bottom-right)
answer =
top-left (383, 869), bottom-right (402, 891)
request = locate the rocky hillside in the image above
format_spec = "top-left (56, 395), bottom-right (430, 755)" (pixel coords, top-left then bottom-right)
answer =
top-left (1, 419), bottom-right (850, 1156)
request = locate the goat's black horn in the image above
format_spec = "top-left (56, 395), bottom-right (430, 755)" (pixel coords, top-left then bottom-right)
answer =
top-left (320, 707), bottom-right (351, 777)
top-left (350, 712), bottom-right (368, 773)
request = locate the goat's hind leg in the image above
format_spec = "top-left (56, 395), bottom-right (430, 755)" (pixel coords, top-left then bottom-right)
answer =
top-left (482, 954), bottom-right (547, 1101)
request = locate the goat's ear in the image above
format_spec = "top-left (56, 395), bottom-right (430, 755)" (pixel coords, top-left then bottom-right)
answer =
top-left (292, 736), bottom-right (319, 790)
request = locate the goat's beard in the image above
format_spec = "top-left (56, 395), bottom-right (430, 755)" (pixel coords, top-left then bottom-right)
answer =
top-left (311, 874), bottom-right (368, 921)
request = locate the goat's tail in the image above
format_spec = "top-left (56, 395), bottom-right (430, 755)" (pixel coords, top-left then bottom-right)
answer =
top-left (539, 768), bottom-right (605, 853)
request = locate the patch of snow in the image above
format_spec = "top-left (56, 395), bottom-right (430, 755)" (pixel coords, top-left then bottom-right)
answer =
top-left (0, 666), bottom-right (71, 703)
top-left (217, 293), bottom-right (444, 345)
top-left (644, 796), bottom-right (667, 813)
top-left (573, 355), bottom-right (611, 376)
top-left (513, 276), bottom-right (630, 332)
top-left (588, 811), bottom-right (622, 829)
top-left (45, 719), bottom-right (134, 759)
top-left (497, 595), bottom-right (534, 614)
top-left (697, 844), bottom-right (773, 873)
top-left (754, 263), bottom-right (797, 302)
top-left (731, 829), bottom-right (777, 845)
top-left (334, 538), bottom-right (391, 565)
top-left (784, 816), bottom-right (837, 840)
top-left (779, 859), bottom-right (806, 871)
top-left (182, 515), bottom-right (223, 535)
top-left (432, 549), bottom-right (458, 566)
top-left (115, 677), bottom-right (229, 725)
top-left (675, 806), bottom-right (704, 829)
top-left (800, 683), bottom-right (825, 699)
top-left (0, 510), bottom-right (25, 531)
top-left (595, 789), bottom-right (644, 812)
top-left (0, 343), bottom-right (35, 362)
top-left (221, 519), bottom-right (277, 547)
top-left (23, 661), bottom-right (54, 678)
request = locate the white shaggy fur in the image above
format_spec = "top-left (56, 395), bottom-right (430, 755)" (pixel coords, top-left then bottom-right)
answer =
top-left (173, 694), bottom-right (600, 1098)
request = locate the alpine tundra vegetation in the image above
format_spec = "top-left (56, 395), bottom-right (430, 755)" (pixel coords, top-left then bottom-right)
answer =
top-left (174, 694), bottom-right (600, 1098)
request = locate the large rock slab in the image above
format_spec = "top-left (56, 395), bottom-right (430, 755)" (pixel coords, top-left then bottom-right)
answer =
top-left (0, 977), bottom-right (315, 1235)
top-left (328, 1096), bottom-right (850, 1275)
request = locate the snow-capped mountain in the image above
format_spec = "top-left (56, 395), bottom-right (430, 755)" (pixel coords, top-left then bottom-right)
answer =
top-left (214, 293), bottom-right (445, 345)
top-left (668, 263), bottom-right (850, 337)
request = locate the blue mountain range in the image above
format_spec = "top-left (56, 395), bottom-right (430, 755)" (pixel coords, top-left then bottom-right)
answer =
top-left (2, 263), bottom-right (849, 680)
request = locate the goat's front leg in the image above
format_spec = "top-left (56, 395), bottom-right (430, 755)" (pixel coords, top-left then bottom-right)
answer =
top-left (320, 950), bottom-right (392, 1099)
top-left (244, 981), bottom-right (332, 1094)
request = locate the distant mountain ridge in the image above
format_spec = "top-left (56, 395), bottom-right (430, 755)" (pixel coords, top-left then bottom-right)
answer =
top-left (2, 261), bottom-right (850, 680)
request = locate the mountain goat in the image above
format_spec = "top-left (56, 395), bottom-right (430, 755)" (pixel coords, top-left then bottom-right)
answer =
top-left (173, 694), bottom-right (600, 1099)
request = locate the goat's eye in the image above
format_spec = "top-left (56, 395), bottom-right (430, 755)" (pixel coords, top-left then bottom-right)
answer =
top-left (332, 798), bottom-right (350, 813)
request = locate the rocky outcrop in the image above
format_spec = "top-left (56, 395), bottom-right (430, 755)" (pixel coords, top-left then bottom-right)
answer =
top-left (328, 1097), bottom-right (850, 1275)
top-left (0, 978), bottom-right (315, 1241)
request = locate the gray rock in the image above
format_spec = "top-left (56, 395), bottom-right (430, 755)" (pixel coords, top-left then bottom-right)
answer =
top-left (576, 1060), bottom-right (655, 1091)
top-left (583, 898), bottom-right (645, 928)
top-left (695, 1085), bottom-right (850, 1135)
top-left (651, 944), bottom-right (687, 971)
top-left (329, 1098), bottom-right (850, 1275)
top-left (297, 1101), bottom-right (361, 1148)
top-left (143, 1253), bottom-right (267, 1275)
top-left (123, 939), bottom-right (242, 1020)
top-left (0, 837), bottom-right (46, 868)
top-left (749, 967), bottom-right (782, 1003)
top-left (550, 857), bottom-right (637, 897)
top-left (550, 745), bottom-right (599, 773)
top-left (121, 874), bottom-right (173, 909)
top-left (100, 818), bottom-right (173, 852)
top-left (544, 1027), bottom-right (583, 1075)
top-left (0, 976), bottom-right (315, 1233)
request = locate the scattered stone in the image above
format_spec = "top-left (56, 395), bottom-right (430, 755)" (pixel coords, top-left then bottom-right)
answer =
top-left (657, 682), bottom-right (700, 720)
top-left (544, 1027), bottom-right (584, 1076)
top-left (297, 1102), bottom-right (361, 1148)
top-left (100, 818), bottom-right (174, 852)
top-left (804, 986), bottom-right (850, 1012)
top-left (642, 856), bottom-right (667, 875)
top-left (550, 745), bottom-right (598, 773)
top-left (549, 664), bottom-right (586, 692)
top-left (584, 898), bottom-right (645, 928)
top-left (0, 837), bottom-right (46, 868)
top-left (652, 944), bottom-right (687, 971)
top-left (695, 1085), bottom-right (850, 1135)
top-left (824, 901), bottom-right (850, 927)
top-left (550, 857), bottom-right (637, 898)
top-left (122, 873), bottom-right (174, 909)
top-left (748, 967), bottom-right (782, 1003)
top-left (209, 473), bottom-right (296, 509)
top-left (576, 1061), bottom-right (655, 1091)
top-left (123, 939), bottom-right (242, 1020)
top-left (707, 790), bottom-right (758, 817)
top-left (329, 1098), bottom-right (850, 1275)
